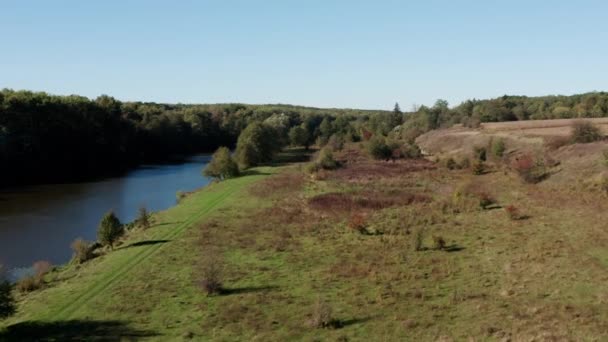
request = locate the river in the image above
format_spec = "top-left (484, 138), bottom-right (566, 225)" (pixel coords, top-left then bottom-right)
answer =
top-left (0, 154), bottom-right (212, 278)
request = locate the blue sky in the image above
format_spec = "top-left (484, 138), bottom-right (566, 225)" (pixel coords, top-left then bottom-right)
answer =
top-left (1, 1), bottom-right (607, 110)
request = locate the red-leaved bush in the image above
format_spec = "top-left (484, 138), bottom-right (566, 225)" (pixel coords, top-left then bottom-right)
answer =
top-left (505, 205), bottom-right (522, 220)
top-left (511, 154), bottom-right (547, 183)
top-left (348, 213), bottom-right (368, 233)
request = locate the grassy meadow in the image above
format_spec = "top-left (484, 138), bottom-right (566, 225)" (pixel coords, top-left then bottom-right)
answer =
top-left (2, 145), bottom-right (608, 341)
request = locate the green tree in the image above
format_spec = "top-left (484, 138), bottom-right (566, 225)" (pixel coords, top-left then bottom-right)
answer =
top-left (288, 125), bottom-right (310, 148)
top-left (97, 211), bottom-right (123, 249)
top-left (235, 122), bottom-right (280, 169)
top-left (393, 102), bottom-right (402, 114)
top-left (319, 117), bottom-right (334, 141)
top-left (203, 146), bottom-right (240, 180)
top-left (0, 265), bottom-right (15, 320)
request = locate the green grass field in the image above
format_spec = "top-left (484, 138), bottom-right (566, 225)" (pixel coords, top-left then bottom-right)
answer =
top-left (2, 146), bottom-right (608, 341)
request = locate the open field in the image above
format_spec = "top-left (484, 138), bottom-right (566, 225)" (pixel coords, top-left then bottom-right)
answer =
top-left (3, 143), bottom-right (608, 340)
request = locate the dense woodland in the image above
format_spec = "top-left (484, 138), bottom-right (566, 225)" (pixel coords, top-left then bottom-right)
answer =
top-left (0, 89), bottom-right (383, 186)
top-left (3, 89), bottom-right (608, 186)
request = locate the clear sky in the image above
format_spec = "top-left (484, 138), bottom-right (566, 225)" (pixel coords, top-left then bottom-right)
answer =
top-left (1, 1), bottom-right (607, 110)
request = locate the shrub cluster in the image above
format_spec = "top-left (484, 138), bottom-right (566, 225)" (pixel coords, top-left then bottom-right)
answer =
top-left (367, 137), bottom-right (393, 160)
top-left (203, 146), bottom-right (240, 181)
top-left (368, 137), bottom-right (421, 161)
top-left (16, 260), bottom-right (52, 293)
top-left (306, 147), bottom-right (341, 173)
top-left (571, 120), bottom-right (603, 143)
top-left (473, 146), bottom-right (487, 162)
top-left (491, 138), bottom-right (506, 158)
top-left (511, 154), bottom-right (548, 183)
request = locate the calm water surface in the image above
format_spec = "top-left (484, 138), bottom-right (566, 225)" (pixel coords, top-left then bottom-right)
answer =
top-left (0, 154), bottom-right (211, 277)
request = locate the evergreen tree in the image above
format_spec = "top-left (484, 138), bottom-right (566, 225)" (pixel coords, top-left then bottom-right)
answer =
top-left (97, 211), bottom-right (123, 249)
top-left (393, 102), bottom-right (401, 114)
top-left (0, 265), bottom-right (15, 320)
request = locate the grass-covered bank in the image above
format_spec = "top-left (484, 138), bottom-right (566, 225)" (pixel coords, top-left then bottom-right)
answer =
top-left (0, 163), bottom-right (278, 340)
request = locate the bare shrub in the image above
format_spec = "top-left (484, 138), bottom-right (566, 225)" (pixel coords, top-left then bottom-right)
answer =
top-left (17, 261), bottom-right (51, 293)
top-left (413, 228), bottom-right (425, 251)
top-left (273, 230), bottom-right (293, 252)
top-left (459, 157), bottom-right (471, 169)
top-left (602, 150), bottom-right (608, 167)
top-left (176, 190), bottom-right (193, 203)
top-left (571, 120), bottom-right (603, 143)
top-left (199, 250), bottom-right (224, 296)
top-left (472, 160), bottom-right (484, 175)
top-left (33, 260), bottom-right (52, 279)
top-left (16, 276), bottom-right (41, 293)
top-left (348, 213), bottom-right (368, 234)
top-left (504, 205), bottom-right (523, 220)
top-left (445, 157), bottom-right (458, 170)
top-left (477, 191), bottom-right (496, 209)
top-left (137, 206), bottom-right (151, 229)
top-left (71, 238), bottom-right (93, 263)
top-left (600, 175), bottom-right (608, 195)
top-left (433, 235), bottom-right (446, 250)
top-left (473, 146), bottom-right (487, 161)
top-left (310, 298), bottom-right (340, 329)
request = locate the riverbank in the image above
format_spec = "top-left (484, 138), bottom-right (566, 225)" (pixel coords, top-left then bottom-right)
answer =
top-left (0, 161), bottom-right (276, 339)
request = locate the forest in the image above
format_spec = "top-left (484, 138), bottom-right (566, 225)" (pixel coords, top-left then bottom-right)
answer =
top-left (3, 89), bottom-right (608, 186)
top-left (0, 89), bottom-right (383, 186)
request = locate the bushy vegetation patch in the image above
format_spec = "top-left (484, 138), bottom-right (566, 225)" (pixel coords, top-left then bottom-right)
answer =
top-left (16, 260), bottom-right (53, 293)
top-left (249, 172), bottom-right (306, 198)
top-left (571, 120), bottom-right (603, 143)
top-left (504, 205), bottom-right (524, 220)
top-left (491, 138), bottom-right (506, 158)
top-left (511, 154), bottom-right (550, 183)
top-left (203, 146), bottom-right (240, 180)
top-left (306, 147), bottom-right (341, 173)
top-left (308, 191), bottom-right (429, 214)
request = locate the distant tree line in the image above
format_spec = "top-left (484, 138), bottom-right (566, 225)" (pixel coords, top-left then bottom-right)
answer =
top-left (5, 89), bottom-right (608, 186)
top-left (398, 92), bottom-right (608, 141)
top-left (0, 89), bottom-right (385, 186)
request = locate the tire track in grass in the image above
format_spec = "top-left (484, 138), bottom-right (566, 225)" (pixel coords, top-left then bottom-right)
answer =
top-left (46, 176), bottom-right (257, 320)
